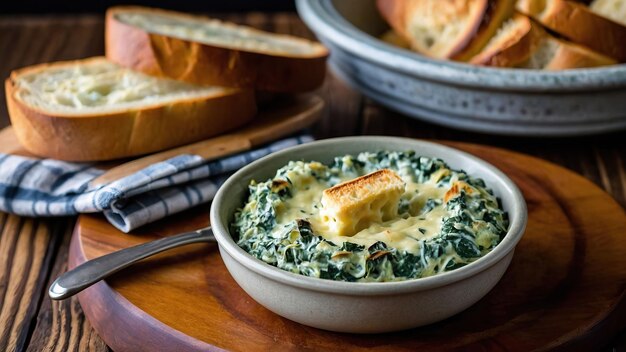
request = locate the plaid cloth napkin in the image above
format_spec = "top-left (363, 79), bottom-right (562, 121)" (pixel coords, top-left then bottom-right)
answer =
top-left (0, 135), bottom-right (313, 232)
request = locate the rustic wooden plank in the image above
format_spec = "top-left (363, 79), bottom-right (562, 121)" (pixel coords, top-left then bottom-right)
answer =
top-left (0, 15), bottom-right (107, 352)
top-left (593, 145), bottom-right (626, 207)
top-left (0, 214), bottom-right (60, 352)
top-left (311, 72), bottom-right (364, 138)
top-left (268, 12), bottom-right (364, 137)
top-left (0, 26), bottom-right (35, 129)
top-left (245, 11), bottom-right (274, 32)
top-left (0, 15), bottom-right (104, 130)
top-left (616, 152), bottom-right (626, 207)
top-left (26, 219), bottom-right (109, 352)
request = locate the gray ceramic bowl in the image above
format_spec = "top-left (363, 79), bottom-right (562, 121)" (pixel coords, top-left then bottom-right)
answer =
top-left (210, 137), bottom-right (527, 333)
top-left (296, 0), bottom-right (626, 136)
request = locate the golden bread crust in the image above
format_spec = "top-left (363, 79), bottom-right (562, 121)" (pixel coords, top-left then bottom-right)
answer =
top-left (517, 0), bottom-right (626, 61)
top-left (105, 6), bottom-right (328, 92)
top-left (6, 58), bottom-right (257, 161)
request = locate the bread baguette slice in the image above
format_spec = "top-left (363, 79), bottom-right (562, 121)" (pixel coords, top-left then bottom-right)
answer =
top-left (470, 14), bottom-right (616, 69)
top-left (320, 169), bottom-right (406, 237)
top-left (376, 0), bottom-right (515, 60)
top-left (105, 6), bottom-right (328, 93)
top-left (377, 0), bottom-right (487, 58)
top-left (380, 29), bottom-right (412, 49)
top-left (516, 0), bottom-right (626, 61)
top-left (470, 14), bottom-right (543, 67)
top-left (590, 0), bottom-right (626, 25)
top-left (6, 57), bottom-right (256, 161)
top-left (452, 0), bottom-right (517, 61)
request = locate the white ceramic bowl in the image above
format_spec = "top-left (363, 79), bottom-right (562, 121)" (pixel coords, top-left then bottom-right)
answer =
top-left (210, 137), bottom-right (527, 333)
top-left (296, 0), bottom-right (626, 136)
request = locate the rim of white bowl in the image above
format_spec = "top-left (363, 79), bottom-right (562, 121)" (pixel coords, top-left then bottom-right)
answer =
top-left (295, 0), bottom-right (626, 92)
top-left (210, 137), bottom-right (528, 296)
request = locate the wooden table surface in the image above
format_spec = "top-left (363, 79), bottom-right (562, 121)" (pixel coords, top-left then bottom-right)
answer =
top-left (0, 13), bottom-right (624, 352)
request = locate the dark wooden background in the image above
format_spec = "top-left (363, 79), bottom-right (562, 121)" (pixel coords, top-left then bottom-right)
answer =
top-left (0, 11), bottom-right (624, 351)
top-left (0, 1), bottom-right (295, 14)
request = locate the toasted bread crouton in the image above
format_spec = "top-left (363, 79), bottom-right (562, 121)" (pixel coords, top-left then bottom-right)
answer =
top-left (320, 169), bottom-right (406, 237)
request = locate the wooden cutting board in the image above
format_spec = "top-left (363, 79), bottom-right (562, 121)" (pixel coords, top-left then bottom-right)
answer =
top-left (69, 142), bottom-right (626, 352)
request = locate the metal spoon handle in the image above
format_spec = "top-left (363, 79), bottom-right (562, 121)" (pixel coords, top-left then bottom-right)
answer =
top-left (49, 226), bottom-right (216, 300)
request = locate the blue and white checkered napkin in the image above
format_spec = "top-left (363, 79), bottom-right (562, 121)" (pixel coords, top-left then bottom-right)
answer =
top-left (0, 135), bottom-right (313, 232)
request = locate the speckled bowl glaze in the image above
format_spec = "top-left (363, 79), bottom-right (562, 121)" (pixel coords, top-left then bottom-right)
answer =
top-left (296, 0), bottom-right (626, 136)
top-left (210, 137), bottom-right (527, 333)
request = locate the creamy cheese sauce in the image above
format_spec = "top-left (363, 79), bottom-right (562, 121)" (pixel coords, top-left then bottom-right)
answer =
top-left (275, 170), bottom-right (449, 254)
top-left (233, 152), bottom-right (508, 282)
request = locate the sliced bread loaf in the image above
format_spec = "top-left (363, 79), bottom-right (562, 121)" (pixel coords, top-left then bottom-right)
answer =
top-left (6, 57), bottom-right (256, 161)
top-left (530, 38), bottom-right (617, 69)
top-left (470, 15), bottom-right (544, 67)
top-left (516, 0), bottom-right (626, 61)
top-left (376, 0), bottom-right (516, 60)
top-left (105, 6), bottom-right (328, 93)
top-left (376, 0), bottom-right (488, 58)
top-left (379, 29), bottom-right (411, 49)
top-left (590, 0), bottom-right (626, 25)
top-left (470, 15), bottom-right (616, 69)
top-left (452, 0), bottom-right (517, 61)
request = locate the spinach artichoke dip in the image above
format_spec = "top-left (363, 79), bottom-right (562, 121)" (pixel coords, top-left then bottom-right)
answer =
top-left (232, 151), bottom-right (508, 282)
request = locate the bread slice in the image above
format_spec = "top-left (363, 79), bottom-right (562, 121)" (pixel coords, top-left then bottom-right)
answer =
top-left (470, 14), bottom-right (616, 69)
top-left (105, 6), bottom-right (328, 93)
top-left (379, 29), bottom-right (411, 49)
top-left (470, 15), bottom-right (543, 67)
top-left (529, 37), bottom-right (617, 69)
top-left (590, 0), bottom-right (626, 25)
top-left (452, 0), bottom-right (518, 61)
top-left (320, 169), bottom-right (406, 237)
top-left (376, 0), bottom-right (516, 60)
top-left (6, 57), bottom-right (256, 161)
top-left (377, 0), bottom-right (486, 58)
top-left (516, 0), bottom-right (626, 61)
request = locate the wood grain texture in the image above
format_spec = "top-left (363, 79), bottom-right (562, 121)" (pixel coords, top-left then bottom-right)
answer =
top-left (0, 12), bottom-right (625, 351)
top-left (69, 143), bottom-right (626, 351)
top-left (0, 215), bottom-right (64, 352)
top-left (0, 15), bottom-right (104, 129)
top-left (0, 15), bottom-right (107, 351)
top-left (26, 219), bottom-right (109, 352)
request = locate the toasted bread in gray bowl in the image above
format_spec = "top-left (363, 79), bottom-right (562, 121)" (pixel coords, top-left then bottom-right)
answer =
top-left (296, 0), bottom-right (626, 136)
top-left (210, 137), bottom-right (527, 333)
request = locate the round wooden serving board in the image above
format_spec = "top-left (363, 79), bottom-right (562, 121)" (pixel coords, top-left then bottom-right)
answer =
top-left (70, 142), bottom-right (626, 351)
